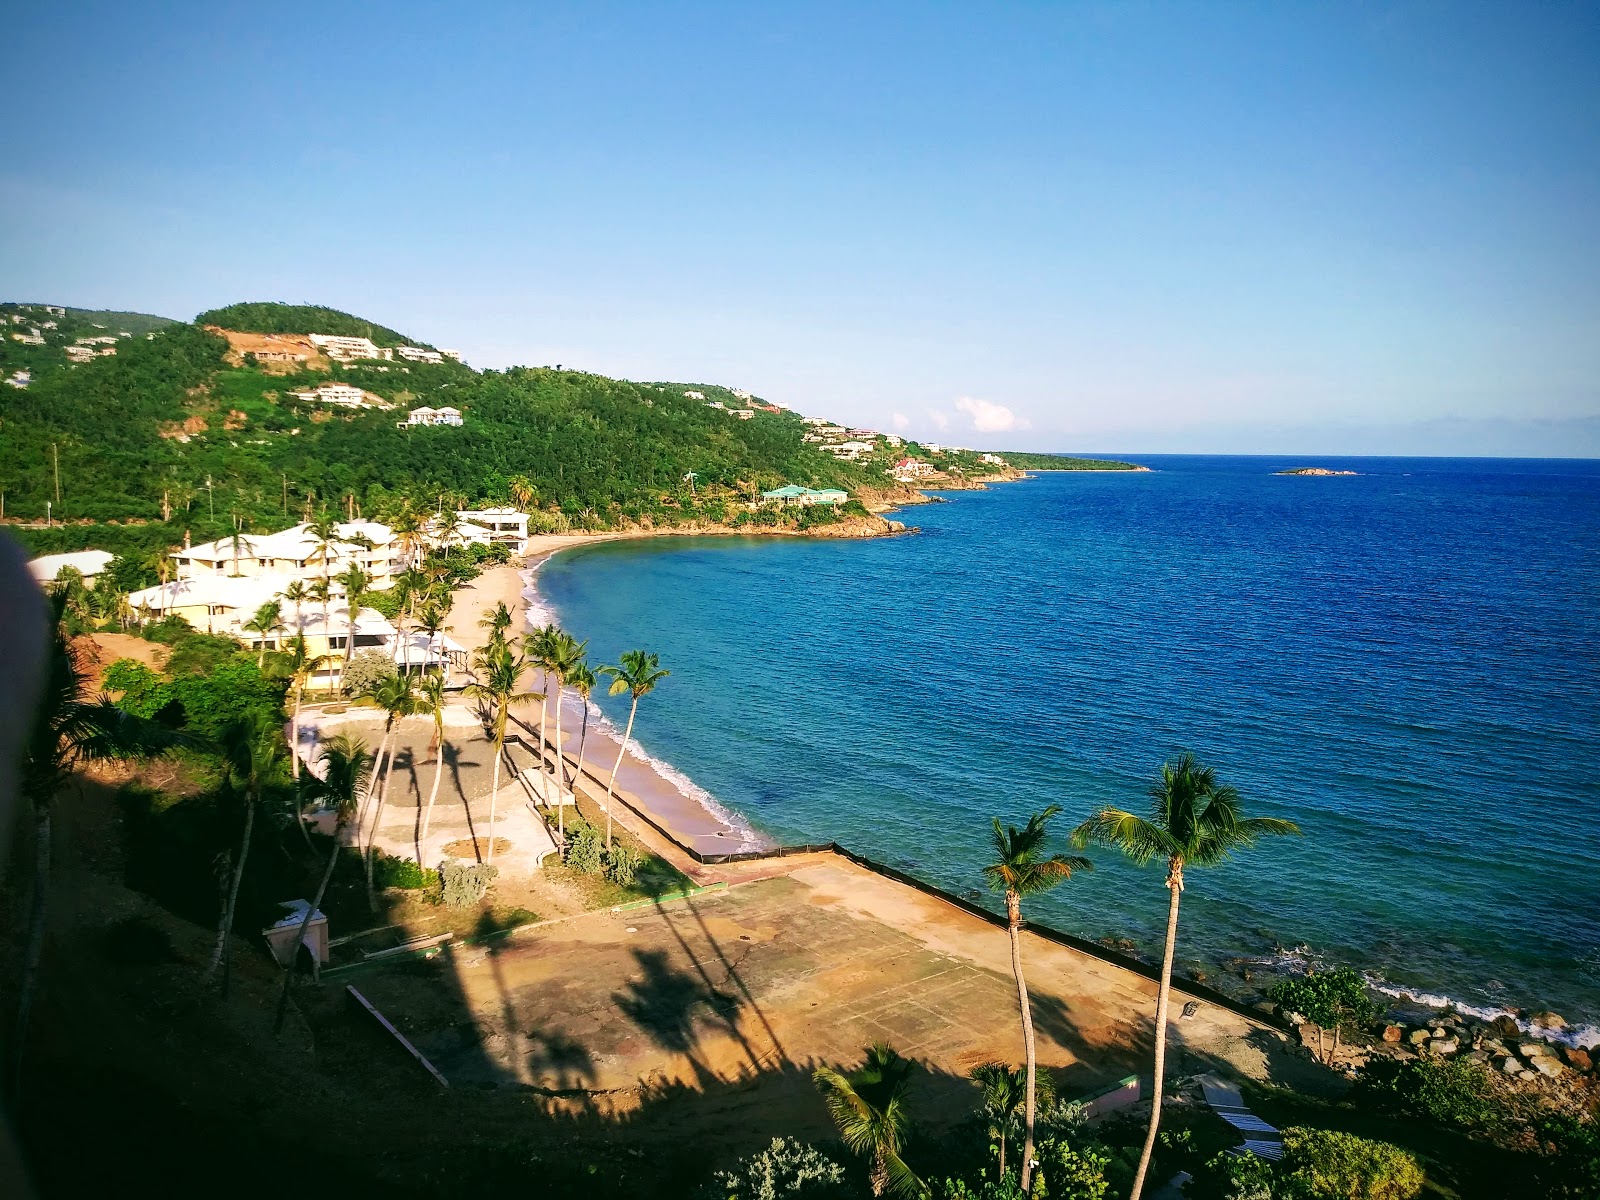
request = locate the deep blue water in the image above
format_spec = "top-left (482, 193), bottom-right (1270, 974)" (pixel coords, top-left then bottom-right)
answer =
top-left (541, 456), bottom-right (1600, 1026)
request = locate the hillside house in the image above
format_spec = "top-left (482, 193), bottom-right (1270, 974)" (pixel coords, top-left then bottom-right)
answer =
top-left (980, 453), bottom-right (1006, 466)
top-left (440, 349), bottom-right (463, 361)
top-left (732, 389), bottom-right (752, 401)
top-left (827, 440), bottom-right (875, 460)
top-left (10, 333), bottom-right (44, 346)
top-left (290, 384), bottom-right (375, 408)
top-left (705, 401), bottom-right (726, 409)
top-left (395, 345), bottom-right (445, 364)
top-left (6, 370), bottom-right (30, 388)
top-left (455, 507), bottom-right (529, 552)
top-left (761, 485), bottom-right (848, 507)
top-left (802, 416), bottom-right (831, 426)
top-left (683, 390), bottom-right (707, 400)
top-left (884, 434), bottom-right (904, 447)
top-left (402, 405), bottom-right (463, 427)
top-left (44, 306), bottom-right (65, 316)
top-left (308, 334), bottom-right (384, 361)
top-left (731, 409), bottom-right (755, 419)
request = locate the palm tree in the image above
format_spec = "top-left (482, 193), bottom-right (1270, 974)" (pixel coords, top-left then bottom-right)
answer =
top-left (308, 576), bottom-right (333, 641)
top-left (226, 527), bottom-right (257, 576)
top-left (521, 625), bottom-right (559, 817)
top-left (242, 599), bottom-right (285, 667)
top-left (417, 672), bottom-right (450, 842)
top-left (415, 600), bottom-right (447, 662)
top-left (273, 734), bottom-right (370, 1034)
top-left (206, 711), bottom-right (287, 996)
top-left (334, 563), bottom-right (370, 687)
top-left (462, 642), bottom-right (540, 866)
top-left (12, 597), bottom-right (184, 1100)
top-left (433, 508), bottom-right (464, 552)
top-left (306, 512), bottom-right (340, 589)
top-left (598, 650), bottom-right (669, 851)
top-left (283, 578), bottom-right (308, 609)
top-left (544, 630), bottom-right (587, 839)
top-left (479, 600), bottom-right (513, 644)
top-left (1072, 754), bottom-right (1301, 1200)
top-left (393, 567), bottom-right (427, 675)
top-left (981, 806), bottom-right (1091, 1194)
top-left (389, 504), bottom-right (423, 571)
top-left (813, 1043), bottom-right (923, 1198)
top-left (362, 674), bottom-right (419, 911)
top-left (567, 659), bottom-right (598, 805)
top-left (969, 1063), bottom-right (1054, 1182)
top-left (274, 632), bottom-right (329, 839)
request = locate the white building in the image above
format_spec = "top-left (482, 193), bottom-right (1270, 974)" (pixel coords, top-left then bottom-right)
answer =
top-left (802, 416), bottom-right (832, 426)
top-left (308, 334), bottom-right (384, 361)
top-left (5, 370), bottom-right (29, 388)
top-left (732, 389), bottom-right (753, 401)
top-left (705, 401), bottom-right (726, 410)
top-left (395, 345), bottom-right (445, 365)
top-left (402, 405), bottom-right (463, 427)
top-left (171, 520), bottom-right (402, 588)
top-left (455, 507), bottom-right (529, 551)
top-left (827, 440), bottom-right (875, 459)
top-left (10, 333), bottom-right (44, 346)
top-left (29, 550), bottom-right (115, 587)
top-left (683, 390), bottom-right (706, 400)
top-left (439, 349), bottom-right (463, 362)
top-left (884, 434), bottom-right (903, 447)
top-left (290, 384), bottom-right (375, 408)
top-left (980, 453), bottom-right (1007, 466)
top-left (730, 409), bottom-right (755, 419)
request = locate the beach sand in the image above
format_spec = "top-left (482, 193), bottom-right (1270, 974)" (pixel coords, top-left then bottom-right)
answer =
top-left (449, 536), bottom-right (770, 859)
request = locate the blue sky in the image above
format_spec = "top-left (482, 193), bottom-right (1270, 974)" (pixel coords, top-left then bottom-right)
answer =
top-left (3, 2), bottom-right (1597, 454)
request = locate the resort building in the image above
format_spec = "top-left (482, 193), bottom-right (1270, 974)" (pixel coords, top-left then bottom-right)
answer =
top-left (395, 345), bottom-right (445, 364)
top-left (170, 520), bottom-right (401, 589)
top-left (731, 389), bottom-right (752, 401)
top-left (761, 485), bottom-right (848, 507)
top-left (683, 390), bottom-right (706, 400)
top-left (731, 409), bottom-right (755, 419)
top-left (884, 434), bottom-right (904, 447)
top-left (892, 457), bottom-right (937, 482)
top-left (455, 507), bottom-right (529, 551)
top-left (29, 549), bottom-right (115, 586)
top-left (10, 332), bottom-right (44, 346)
top-left (307, 334), bottom-right (384, 361)
top-left (290, 384), bottom-right (377, 408)
top-left (401, 405), bottom-right (464, 427)
top-left (439, 349), bottom-right (463, 362)
top-left (827, 440), bottom-right (876, 460)
top-left (980, 453), bottom-right (1006, 466)
top-left (124, 582), bottom-right (468, 687)
top-left (705, 401), bottom-right (726, 410)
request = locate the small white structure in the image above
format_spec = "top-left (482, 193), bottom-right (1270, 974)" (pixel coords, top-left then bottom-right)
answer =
top-left (705, 401), bottom-right (726, 410)
top-left (884, 434), bottom-right (904, 447)
top-left (980, 453), bottom-right (1007, 466)
top-left (29, 549), bottom-right (115, 586)
top-left (263, 900), bottom-right (329, 972)
top-left (828, 440), bottom-right (875, 460)
top-left (683, 390), bottom-right (706, 400)
top-left (10, 333), bottom-right (44, 346)
top-left (402, 405), bottom-right (463, 427)
top-left (731, 389), bottom-right (753, 401)
top-left (5, 370), bottom-right (30, 388)
top-left (290, 384), bottom-right (375, 409)
top-left (439, 348), bottom-right (463, 362)
top-left (730, 409), bottom-right (755, 419)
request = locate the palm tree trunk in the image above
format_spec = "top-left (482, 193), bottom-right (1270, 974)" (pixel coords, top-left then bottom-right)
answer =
top-left (486, 729), bottom-right (502, 865)
top-left (553, 678), bottom-right (567, 839)
top-left (421, 728), bottom-right (446, 841)
top-left (572, 704), bottom-right (590, 810)
top-left (1129, 867), bottom-right (1184, 1200)
top-left (537, 677), bottom-right (552, 816)
top-left (1008, 893), bottom-right (1039, 1195)
top-left (870, 1149), bottom-right (888, 1198)
top-left (272, 820), bottom-right (343, 1034)
top-left (605, 700), bottom-right (639, 851)
top-left (10, 807), bottom-right (51, 1103)
top-left (361, 733), bottom-right (391, 852)
top-left (365, 725), bottom-right (399, 912)
top-left (207, 796), bottom-right (256, 993)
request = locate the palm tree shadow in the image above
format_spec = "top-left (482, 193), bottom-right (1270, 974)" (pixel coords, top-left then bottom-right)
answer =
top-left (611, 946), bottom-right (742, 1090)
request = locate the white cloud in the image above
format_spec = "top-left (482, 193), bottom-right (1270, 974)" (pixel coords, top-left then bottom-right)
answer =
top-left (928, 410), bottom-right (951, 432)
top-left (891, 411), bottom-right (910, 431)
top-left (954, 395), bottom-right (1028, 433)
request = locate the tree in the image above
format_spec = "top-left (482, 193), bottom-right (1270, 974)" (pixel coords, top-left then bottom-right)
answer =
top-left (242, 599), bottom-right (285, 667)
top-left (206, 710), bottom-right (288, 996)
top-left (968, 1063), bottom-right (1056, 1183)
top-left (362, 673), bottom-right (419, 911)
top-left (567, 659), bottom-right (598, 805)
top-left (813, 1043), bottom-right (923, 1198)
top-left (226, 528), bottom-right (256, 577)
top-left (12, 596), bottom-right (184, 1100)
top-left (1072, 754), bottom-right (1301, 1200)
top-left (273, 734), bottom-right (370, 1034)
top-left (981, 807), bottom-right (1090, 1193)
top-left (334, 562), bottom-right (370, 688)
top-left (462, 642), bottom-right (539, 866)
top-left (306, 512), bottom-right (340, 591)
top-left (417, 672), bottom-right (449, 842)
top-left (599, 649), bottom-right (669, 851)
top-left (478, 599), bottom-right (512, 643)
top-left (266, 632), bottom-right (328, 848)
top-left (1271, 967), bottom-right (1378, 1065)
top-left (508, 474), bottom-right (535, 511)
top-left (538, 628), bottom-right (587, 841)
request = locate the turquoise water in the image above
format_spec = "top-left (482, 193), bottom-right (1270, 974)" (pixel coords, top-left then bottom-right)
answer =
top-left (539, 457), bottom-right (1600, 1029)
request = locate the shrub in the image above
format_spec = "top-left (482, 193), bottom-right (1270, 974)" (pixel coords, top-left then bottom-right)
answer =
top-left (439, 859), bottom-right (497, 908)
top-left (1279, 1128), bottom-right (1423, 1200)
top-left (1529, 1113), bottom-right (1600, 1200)
top-left (1036, 1136), bottom-right (1112, 1199)
top-left (564, 819), bottom-right (604, 875)
top-left (373, 854), bottom-right (439, 891)
top-left (1270, 967), bottom-right (1378, 1062)
top-left (103, 659), bottom-right (173, 719)
top-left (605, 843), bottom-right (645, 887)
top-left (700, 1137), bottom-right (849, 1199)
top-left (139, 613), bottom-right (195, 643)
top-left (1184, 1151), bottom-right (1276, 1200)
top-left (1354, 1055), bottom-right (1497, 1130)
top-left (165, 631), bottom-right (249, 676)
top-left (342, 649), bottom-right (397, 697)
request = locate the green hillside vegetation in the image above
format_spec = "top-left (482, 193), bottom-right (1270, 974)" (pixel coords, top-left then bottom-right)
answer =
top-left (63, 306), bottom-right (176, 336)
top-left (0, 302), bottom-right (178, 384)
top-left (195, 302), bottom-right (425, 347)
top-left (997, 451), bottom-right (1143, 470)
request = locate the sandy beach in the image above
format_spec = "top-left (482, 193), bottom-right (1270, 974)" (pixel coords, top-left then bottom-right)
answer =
top-left (445, 534), bottom-right (771, 858)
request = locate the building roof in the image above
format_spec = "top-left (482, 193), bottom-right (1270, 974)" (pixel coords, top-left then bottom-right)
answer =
top-left (29, 549), bottom-right (114, 583)
top-left (173, 520), bottom-right (396, 565)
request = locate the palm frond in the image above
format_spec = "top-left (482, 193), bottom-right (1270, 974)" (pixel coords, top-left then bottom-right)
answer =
top-left (1071, 807), bottom-right (1174, 865)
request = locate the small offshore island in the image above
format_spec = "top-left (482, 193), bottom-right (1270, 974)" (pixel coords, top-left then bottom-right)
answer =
top-left (1277, 466), bottom-right (1360, 476)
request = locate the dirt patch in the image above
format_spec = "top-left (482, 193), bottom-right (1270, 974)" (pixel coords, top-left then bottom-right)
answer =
top-left (158, 413), bottom-right (209, 440)
top-left (223, 409), bottom-right (249, 431)
top-left (90, 632), bottom-right (170, 680)
top-left (441, 837), bottom-right (513, 860)
top-left (208, 327), bottom-right (329, 372)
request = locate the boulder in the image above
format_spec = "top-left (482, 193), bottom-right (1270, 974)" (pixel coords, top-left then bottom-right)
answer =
top-left (1382, 1024), bottom-right (1404, 1044)
top-left (1434, 1039), bottom-right (1460, 1056)
top-left (1490, 1015), bottom-right (1521, 1038)
top-left (1466, 1050), bottom-right (1490, 1064)
top-left (1520, 1039), bottom-right (1554, 1058)
top-left (1408, 1028), bottom-right (1432, 1046)
top-left (1431, 1027), bottom-right (1449, 1038)
top-left (1532, 1057), bottom-right (1566, 1078)
top-left (1530, 1011), bottom-right (1568, 1030)
top-left (1500, 1057), bottom-right (1522, 1075)
top-left (1561, 1046), bottom-right (1592, 1073)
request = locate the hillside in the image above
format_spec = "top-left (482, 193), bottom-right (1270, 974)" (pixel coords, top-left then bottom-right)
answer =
top-left (997, 451), bottom-right (1145, 470)
top-left (193, 302), bottom-right (426, 348)
top-left (1, 302), bottom-right (178, 387)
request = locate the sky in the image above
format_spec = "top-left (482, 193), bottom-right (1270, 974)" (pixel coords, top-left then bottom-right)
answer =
top-left (3, 2), bottom-right (1597, 455)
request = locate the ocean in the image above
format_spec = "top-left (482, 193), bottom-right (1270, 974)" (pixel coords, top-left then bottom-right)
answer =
top-left (536, 456), bottom-right (1600, 1034)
